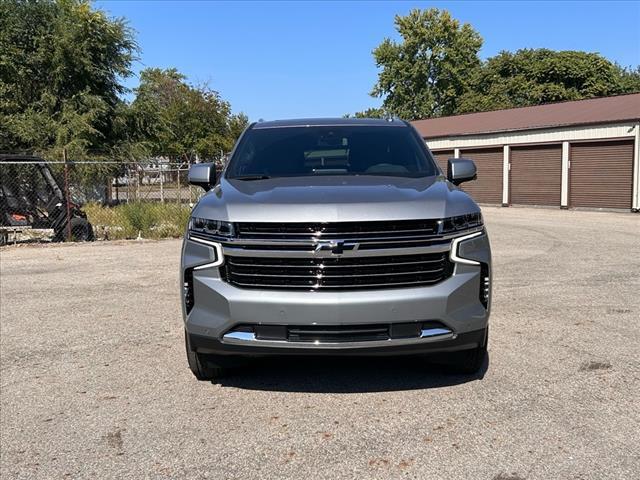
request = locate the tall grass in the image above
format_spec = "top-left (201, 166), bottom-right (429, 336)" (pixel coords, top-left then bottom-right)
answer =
top-left (84, 202), bottom-right (190, 240)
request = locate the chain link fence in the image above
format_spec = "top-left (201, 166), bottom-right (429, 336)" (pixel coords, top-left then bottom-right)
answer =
top-left (0, 156), bottom-right (214, 245)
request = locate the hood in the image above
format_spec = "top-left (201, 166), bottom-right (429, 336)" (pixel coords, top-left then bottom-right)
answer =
top-left (192, 175), bottom-right (480, 223)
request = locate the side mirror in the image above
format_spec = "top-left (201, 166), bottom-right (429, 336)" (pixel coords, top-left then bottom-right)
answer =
top-left (447, 158), bottom-right (477, 186)
top-left (188, 163), bottom-right (216, 191)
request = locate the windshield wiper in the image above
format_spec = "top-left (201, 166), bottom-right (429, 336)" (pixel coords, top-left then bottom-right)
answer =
top-left (231, 175), bottom-right (272, 181)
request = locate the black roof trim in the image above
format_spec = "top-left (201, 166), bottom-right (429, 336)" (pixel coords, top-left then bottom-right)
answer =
top-left (252, 118), bottom-right (407, 129)
top-left (0, 154), bottom-right (45, 162)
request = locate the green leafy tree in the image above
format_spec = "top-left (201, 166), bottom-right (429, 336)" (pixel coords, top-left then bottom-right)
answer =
top-left (229, 112), bottom-right (249, 142)
top-left (344, 107), bottom-right (387, 119)
top-left (457, 49), bottom-right (640, 113)
top-left (612, 64), bottom-right (640, 95)
top-left (0, 0), bottom-right (137, 159)
top-left (370, 8), bottom-right (482, 120)
top-left (130, 68), bottom-right (247, 161)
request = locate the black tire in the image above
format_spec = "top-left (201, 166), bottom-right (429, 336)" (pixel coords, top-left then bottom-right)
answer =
top-left (184, 331), bottom-right (229, 381)
top-left (69, 217), bottom-right (94, 242)
top-left (447, 327), bottom-right (488, 375)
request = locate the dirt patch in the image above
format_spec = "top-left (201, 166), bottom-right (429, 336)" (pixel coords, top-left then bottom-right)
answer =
top-left (493, 473), bottom-right (525, 480)
top-left (579, 361), bottom-right (612, 372)
top-left (104, 428), bottom-right (124, 451)
top-left (607, 308), bottom-right (632, 314)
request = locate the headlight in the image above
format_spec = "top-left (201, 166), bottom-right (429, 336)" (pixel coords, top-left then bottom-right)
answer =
top-left (440, 212), bottom-right (483, 234)
top-left (189, 217), bottom-right (235, 237)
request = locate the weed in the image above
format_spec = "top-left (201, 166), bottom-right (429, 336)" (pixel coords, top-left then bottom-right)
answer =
top-left (84, 202), bottom-right (190, 240)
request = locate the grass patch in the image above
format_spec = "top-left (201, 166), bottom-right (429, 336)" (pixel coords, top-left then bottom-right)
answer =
top-left (84, 202), bottom-right (191, 240)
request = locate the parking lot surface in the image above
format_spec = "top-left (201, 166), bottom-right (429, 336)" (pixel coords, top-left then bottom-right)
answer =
top-left (1, 207), bottom-right (639, 479)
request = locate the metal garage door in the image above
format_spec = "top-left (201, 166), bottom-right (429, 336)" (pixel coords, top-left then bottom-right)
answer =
top-left (458, 147), bottom-right (503, 204)
top-left (431, 150), bottom-right (454, 174)
top-left (510, 144), bottom-right (562, 206)
top-left (569, 140), bottom-right (634, 209)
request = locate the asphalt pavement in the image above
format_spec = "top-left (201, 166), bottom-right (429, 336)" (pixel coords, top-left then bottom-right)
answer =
top-left (1, 207), bottom-right (639, 479)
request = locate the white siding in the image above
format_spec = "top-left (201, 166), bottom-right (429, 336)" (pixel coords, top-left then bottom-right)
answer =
top-left (634, 123), bottom-right (640, 210)
top-left (502, 146), bottom-right (509, 205)
top-left (561, 142), bottom-right (570, 207)
top-left (426, 123), bottom-right (636, 150)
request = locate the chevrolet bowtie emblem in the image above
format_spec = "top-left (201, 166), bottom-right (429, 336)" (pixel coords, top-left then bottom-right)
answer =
top-left (314, 240), bottom-right (359, 255)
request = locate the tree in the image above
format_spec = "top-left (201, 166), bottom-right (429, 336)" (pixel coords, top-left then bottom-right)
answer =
top-left (457, 49), bottom-right (640, 113)
top-left (364, 10), bottom-right (640, 119)
top-left (229, 112), bottom-right (249, 141)
top-left (618, 65), bottom-right (640, 93)
top-left (130, 68), bottom-right (247, 161)
top-left (344, 107), bottom-right (387, 119)
top-left (0, 0), bottom-right (137, 159)
top-left (370, 8), bottom-right (482, 120)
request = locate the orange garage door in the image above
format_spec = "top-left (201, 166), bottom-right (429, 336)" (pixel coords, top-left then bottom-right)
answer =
top-left (569, 140), bottom-right (634, 209)
top-left (510, 144), bottom-right (562, 206)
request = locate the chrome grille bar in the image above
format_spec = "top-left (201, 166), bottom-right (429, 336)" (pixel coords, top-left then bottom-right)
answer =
top-left (190, 226), bottom-right (482, 249)
top-left (236, 220), bottom-right (440, 238)
top-left (222, 244), bottom-right (450, 258)
top-left (227, 278), bottom-right (446, 290)
top-left (229, 268), bottom-right (444, 278)
top-left (227, 258), bottom-right (445, 268)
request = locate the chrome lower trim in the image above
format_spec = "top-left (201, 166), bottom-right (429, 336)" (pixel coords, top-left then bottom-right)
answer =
top-left (222, 327), bottom-right (455, 345)
top-left (420, 327), bottom-right (453, 338)
top-left (223, 331), bottom-right (257, 342)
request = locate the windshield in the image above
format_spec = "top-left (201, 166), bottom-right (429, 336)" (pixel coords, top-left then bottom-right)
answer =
top-left (226, 125), bottom-right (438, 179)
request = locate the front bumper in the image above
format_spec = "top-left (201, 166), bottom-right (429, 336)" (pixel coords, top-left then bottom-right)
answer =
top-left (188, 328), bottom-right (487, 357)
top-left (181, 231), bottom-right (491, 356)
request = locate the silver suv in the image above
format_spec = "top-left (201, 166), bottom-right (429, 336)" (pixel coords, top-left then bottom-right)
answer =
top-left (181, 118), bottom-right (491, 380)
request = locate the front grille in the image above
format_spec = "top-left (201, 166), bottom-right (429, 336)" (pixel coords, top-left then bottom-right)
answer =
top-left (236, 220), bottom-right (440, 240)
top-left (287, 324), bottom-right (390, 342)
top-left (220, 252), bottom-right (453, 290)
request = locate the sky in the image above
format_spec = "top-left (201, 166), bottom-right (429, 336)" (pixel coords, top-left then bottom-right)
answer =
top-left (96, 1), bottom-right (640, 121)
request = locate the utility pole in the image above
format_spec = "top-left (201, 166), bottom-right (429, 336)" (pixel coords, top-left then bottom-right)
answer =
top-left (63, 148), bottom-right (72, 241)
top-left (159, 160), bottom-right (165, 203)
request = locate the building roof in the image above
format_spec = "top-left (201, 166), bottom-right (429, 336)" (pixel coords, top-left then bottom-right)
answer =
top-left (411, 93), bottom-right (640, 139)
top-left (253, 117), bottom-right (407, 129)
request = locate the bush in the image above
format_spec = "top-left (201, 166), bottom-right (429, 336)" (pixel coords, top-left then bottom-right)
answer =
top-left (84, 202), bottom-right (191, 240)
top-left (120, 202), bottom-right (158, 234)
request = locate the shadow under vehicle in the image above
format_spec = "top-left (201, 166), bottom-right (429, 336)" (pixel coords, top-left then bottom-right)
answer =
top-left (0, 154), bottom-right (94, 245)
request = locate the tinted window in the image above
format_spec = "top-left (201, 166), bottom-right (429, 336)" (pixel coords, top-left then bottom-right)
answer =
top-left (227, 126), bottom-right (437, 179)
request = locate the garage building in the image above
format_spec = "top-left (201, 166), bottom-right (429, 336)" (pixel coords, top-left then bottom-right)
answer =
top-left (412, 93), bottom-right (640, 212)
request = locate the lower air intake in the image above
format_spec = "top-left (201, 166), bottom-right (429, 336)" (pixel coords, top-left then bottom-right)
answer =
top-left (223, 322), bottom-right (452, 344)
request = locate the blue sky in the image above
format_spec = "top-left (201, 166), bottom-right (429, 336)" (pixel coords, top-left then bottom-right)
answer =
top-left (97, 1), bottom-right (640, 120)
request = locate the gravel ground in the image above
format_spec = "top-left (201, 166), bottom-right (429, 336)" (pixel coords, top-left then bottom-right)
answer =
top-left (1, 207), bottom-right (639, 479)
